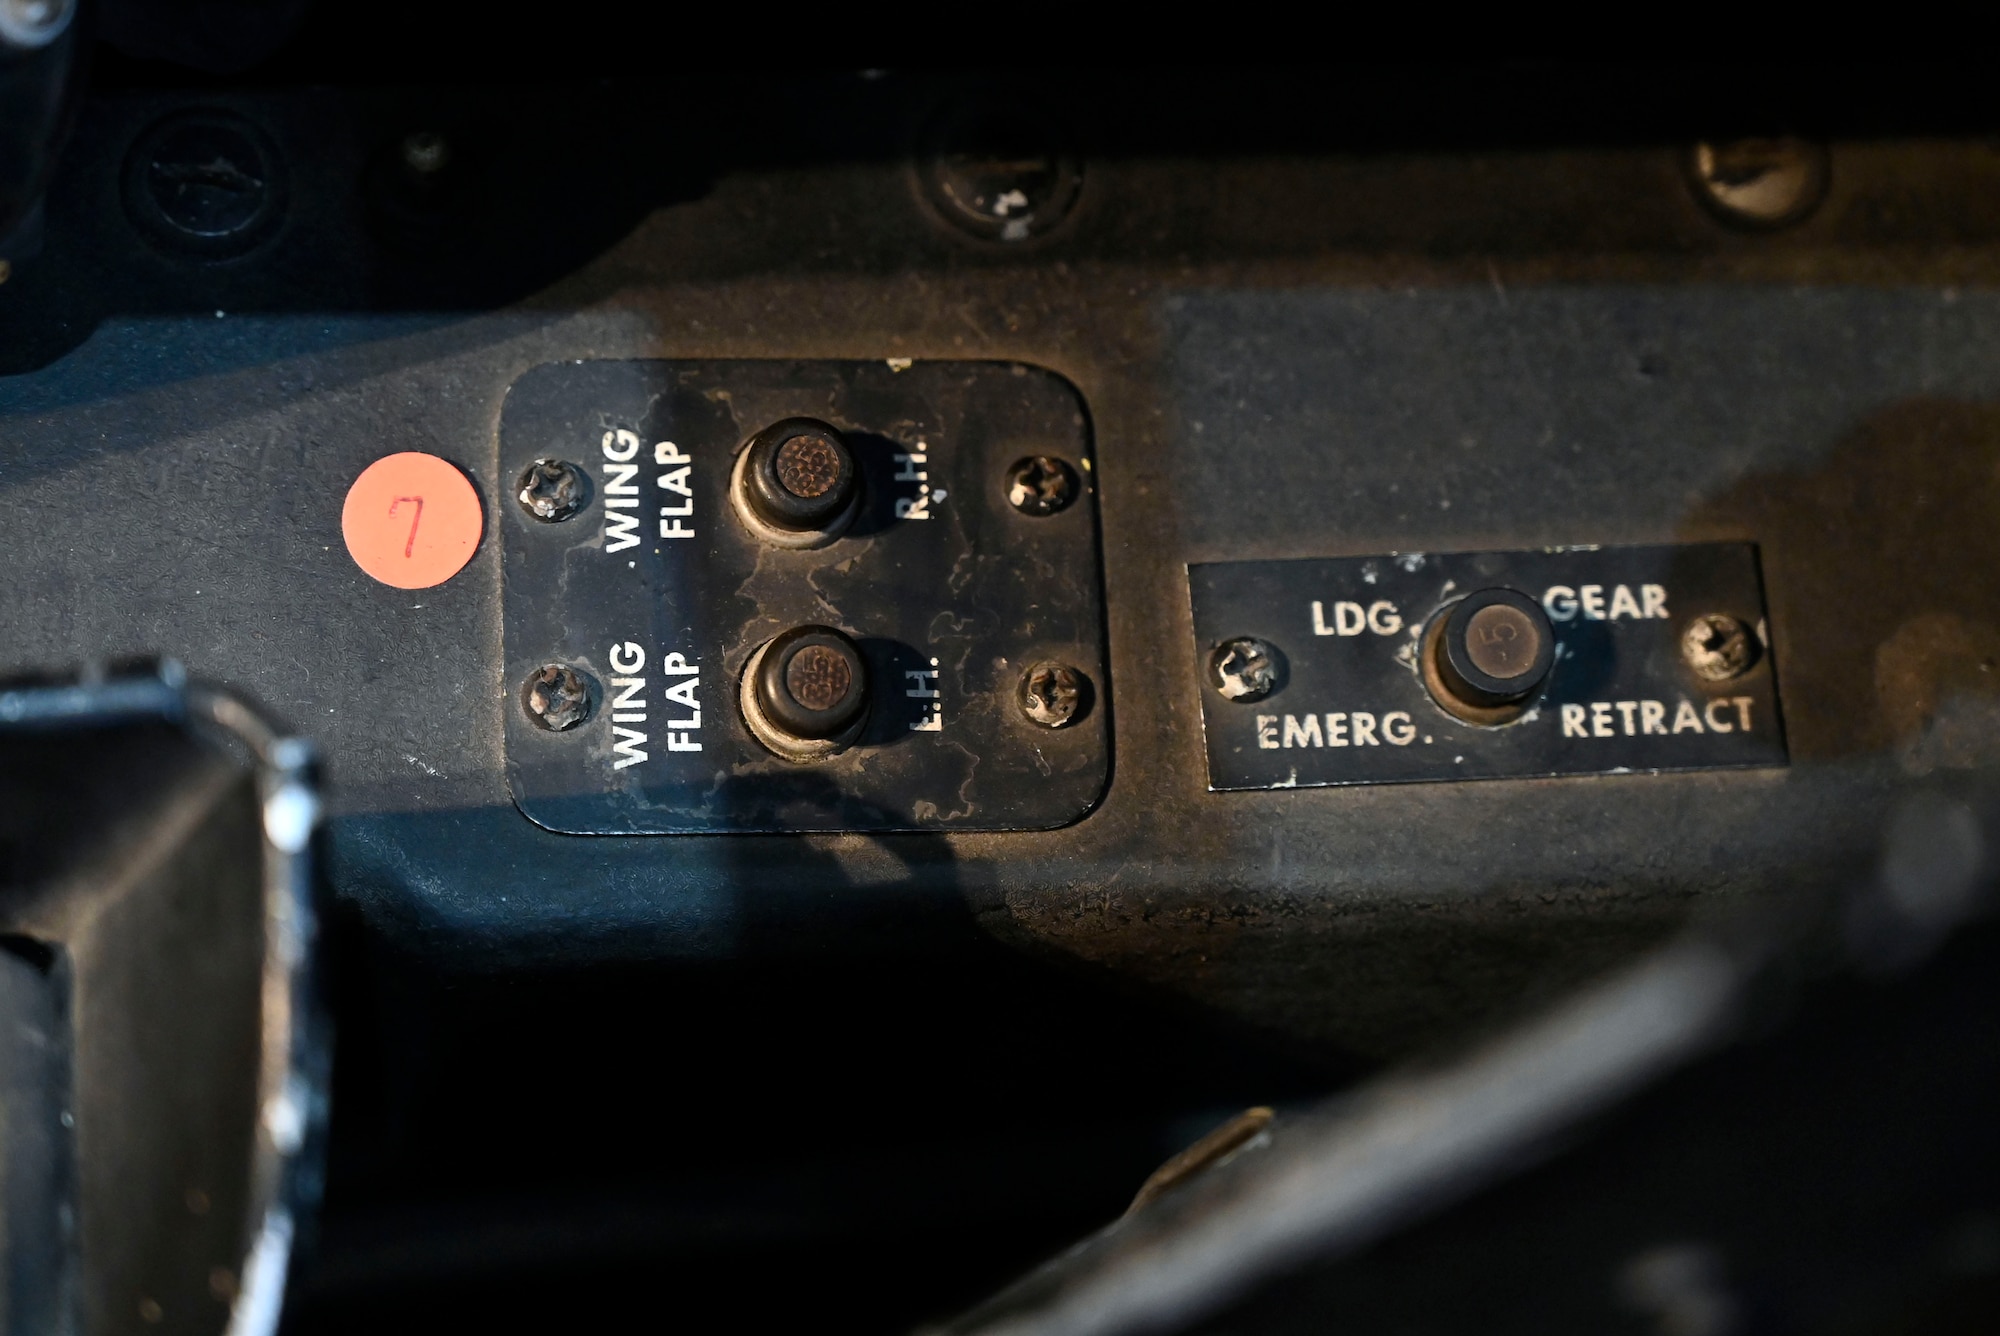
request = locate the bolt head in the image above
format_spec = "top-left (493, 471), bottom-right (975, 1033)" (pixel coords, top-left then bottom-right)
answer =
top-left (516, 458), bottom-right (589, 523)
top-left (523, 664), bottom-right (591, 731)
top-left (1682, 614), bottom-right (1757, 681)
top-left (1209, 637), bottom-right (1284, 703)
top-left (1689, 138), bottom-right (1828, 229)
top-left (123, 111), bottom-right (285, 256)
top-left (1021, 661), bottom-right (1087, 728)
top-left (919, 111), bottom-right (1083, 243)
top-left (1006, 456), bottom-right (1078, 517)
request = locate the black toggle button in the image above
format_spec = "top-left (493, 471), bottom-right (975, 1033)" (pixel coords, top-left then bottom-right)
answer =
top-left (741, 625), bottom-right (871, 759)
top-left (733, 417), bottom-right (861, 546)
top-left (1431, 588), bottom-right (1555, 714)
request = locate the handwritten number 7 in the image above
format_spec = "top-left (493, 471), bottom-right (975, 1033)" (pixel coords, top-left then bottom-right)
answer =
top-left (389, 496), bottom-right (425, 558)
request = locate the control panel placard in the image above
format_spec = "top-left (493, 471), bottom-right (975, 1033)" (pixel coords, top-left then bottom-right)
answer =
top-left (501, 360), bottom-right (1107, 834)
top-left (1188, 545), bottom-right (1785, 790)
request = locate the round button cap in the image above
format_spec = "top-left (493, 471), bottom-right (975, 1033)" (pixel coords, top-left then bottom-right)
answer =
top-left (752, 625), bottom-right (869, 741)
top-left (1437, 588), bottom-right (1554, 708)
top-left (739, 419), bottom-right (859, 536)
top-left (1462, 603), bottom-right (1542, 680)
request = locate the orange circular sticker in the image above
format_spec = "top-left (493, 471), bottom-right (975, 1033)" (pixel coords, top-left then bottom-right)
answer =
top-left (342, 453), bottom-right (483, 589)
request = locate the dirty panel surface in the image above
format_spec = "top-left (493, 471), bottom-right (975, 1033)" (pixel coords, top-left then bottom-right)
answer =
top-left (500, 360), bottom-right (1108, 833)
top-left (1190, 545), bottom-right (1785, 790)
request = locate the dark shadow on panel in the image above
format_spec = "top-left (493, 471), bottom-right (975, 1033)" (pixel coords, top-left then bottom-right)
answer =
top-left (286, 804), bottom-right (1358, 1336)
top-left (1684, 399), bottom-right (2000, 768)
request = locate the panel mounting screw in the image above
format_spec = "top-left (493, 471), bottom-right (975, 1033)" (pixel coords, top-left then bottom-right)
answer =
top-left (1020, 661), bottom-right (1086, 728)
top-left (1688, 138), bottom-right (1828, 229)
top-left (516, 458), bottom-right (588, 522)
top-left (1006, 456), bottom-right (1078, 516)
top-left (1682, 614), bottom-right (1757, 681)
top-left (1208, 637), bottom-right (1283, 703)
top-left (522, 664), bottom-right (591, 731)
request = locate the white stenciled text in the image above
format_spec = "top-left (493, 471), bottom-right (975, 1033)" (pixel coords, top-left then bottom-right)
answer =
top-left (656, 440), bottom-right (695, 539)
top-left (1257, 710), bottom-right (1419, 749)
top-left (1559, 696), bottom-right (1754, 739)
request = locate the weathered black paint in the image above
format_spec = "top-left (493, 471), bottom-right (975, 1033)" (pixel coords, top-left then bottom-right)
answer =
top-left (1190, 545), bottom-right (1785, 790)
top-left (500, 360), bottom-right (1109, 833)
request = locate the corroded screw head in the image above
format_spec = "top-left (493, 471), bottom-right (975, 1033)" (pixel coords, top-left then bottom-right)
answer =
top-left (1020, 661), bottom-right (1086, 728)
top-left (1682, 614), bottom-right (1758, 681)
top-left (1689, 138), bottom-right (1828, 229)
top-left (1209, 637), bottom-right (1283, 703)
top-left (516, 458), bottom-right (588, 523)
top-left (1006, 456), bottom-right (1078, 517)
top-left (523, 664), bottom-right (591, 731)
top-left (0, 0), bottom-right (76, 47)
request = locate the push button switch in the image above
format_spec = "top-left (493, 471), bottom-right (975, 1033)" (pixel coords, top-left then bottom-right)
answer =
top-left (739, 624), bottom-right (872, 761)
top-left (1424, 587), bottom-right (1555, 723)
top-left (731, 417), bottom-right (861, 548)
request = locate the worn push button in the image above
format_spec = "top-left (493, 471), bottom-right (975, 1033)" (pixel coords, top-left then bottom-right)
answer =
top-left (731, 418), bottom-right (861, 548)
top-left (1425, 588), bottom-right (1555, 723)
top-left (740, 624), bottom-right (871, 761)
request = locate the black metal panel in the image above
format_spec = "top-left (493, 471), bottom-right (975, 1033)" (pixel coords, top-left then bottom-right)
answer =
top-left (499, 360), bottom-right (1108, 833)
top-left (1190, 545), bottom-right (1784, 789)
